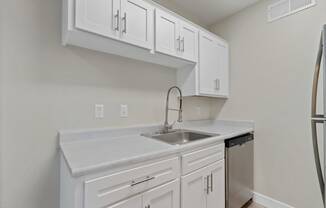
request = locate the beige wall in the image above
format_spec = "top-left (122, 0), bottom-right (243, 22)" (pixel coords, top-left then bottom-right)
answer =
top-left (0, 0), bottom-right (213, 208)
top-left (152, 0), bottom-right (208, 27)
top-left (211, 0), bottom-right (326, 207)
top-left (0, 0), bottom-right (3, 205)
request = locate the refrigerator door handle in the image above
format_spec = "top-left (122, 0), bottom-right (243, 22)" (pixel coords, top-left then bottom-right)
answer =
top-left (311, 32), bottom-right (325, 205)
top-left (312, 114), bottom-right (326, 123)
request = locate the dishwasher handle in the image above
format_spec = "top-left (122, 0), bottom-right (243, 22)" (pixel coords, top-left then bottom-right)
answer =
top-left (225, 133), bottom-right (253, 148)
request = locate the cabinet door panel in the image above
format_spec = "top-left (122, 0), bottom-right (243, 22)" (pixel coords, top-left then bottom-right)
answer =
top-left (108, 195), bottom-right (142, 208)
top-left (84, 158), bottom-right (179, 208)
top-left (179, 21), bottom-right (198, 62)
top-left (143, 180), bottom-right (180, 208)
top-left (206, 160), bottom-right (225, 208)
top-left (199, 32), bottom-right (219, 95)
top-left (120, 0), bottom-right (154, 49)
top-left (181, 167), bottom-right (208, 208)
top-left (181, 144), bottom-right (224, 175)
top-left (75, 0), bottom-right (119, 38)
top-left (155, 9), bottom-right (179, 57)
top-left (216, 42), bottom-right (229, 96)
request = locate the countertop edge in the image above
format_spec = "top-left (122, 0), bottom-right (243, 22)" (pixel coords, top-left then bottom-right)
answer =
top-left (67, 127), bottom-right (254, 177)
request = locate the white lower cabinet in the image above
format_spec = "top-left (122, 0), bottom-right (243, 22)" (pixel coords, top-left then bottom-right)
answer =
top-left (207, 161), bottom-right (225, 208)
top-left (84, 157), bottom-right (179, 208)
top-left (181, 160), bottom-right (225, 208)
top-left (143, 180), bottom-right (180, 208)
top-left (181, 166), bottom-right (207, 208)
top-left (108, 195), bottom-right (142, 208)
top-left (60, 144), bottom-right (225, 208)
top-left (106, 179), bottom-right (179, 208)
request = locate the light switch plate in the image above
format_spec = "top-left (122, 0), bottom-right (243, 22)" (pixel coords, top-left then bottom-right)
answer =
top-left (120, 104), bottom-right (128, 118)
top-left (95, 104), bottom-right (104, 119)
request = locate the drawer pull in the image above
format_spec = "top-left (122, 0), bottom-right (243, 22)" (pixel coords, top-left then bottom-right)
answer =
top-left (114, 10), bottom-right (120, 31)
top-left (122, 12), bottom-right (127, 33)
top-left (131, 176), bottom-right (155, 187)
top-left (210, 173), bottom-right (213, 192)
top-left (206, 175), bottom-right (210, 194)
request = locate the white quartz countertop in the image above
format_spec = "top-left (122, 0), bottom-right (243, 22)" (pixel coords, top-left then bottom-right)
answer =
top-left (59, 120), bottom-right (254, 177)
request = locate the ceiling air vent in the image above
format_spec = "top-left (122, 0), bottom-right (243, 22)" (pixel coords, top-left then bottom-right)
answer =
top-left (268, 0), bottom-right (316, 22)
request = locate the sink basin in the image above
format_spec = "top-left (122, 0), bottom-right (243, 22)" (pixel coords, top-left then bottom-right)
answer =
top-left (143, 129), bottom-right (219, 145)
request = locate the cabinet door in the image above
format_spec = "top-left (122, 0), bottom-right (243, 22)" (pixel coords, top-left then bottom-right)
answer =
top-left (120, 0), bottom-right (154, 49)
top-left (179, 21), bottom-right (198, 62)
top-left (199, 31), bottom-right (229, 97)
top-left (181, 167), bottom-right (208, 208)
top-left (199, 31), bottom-right (219, 96)
top-left (143, 180), bottom-right (180, 208)
top-left (75, 0), bottom-right (120, 39)
top-left (155, 9), bottom-right (180, 57)
top-left (216, 41), bottom-right (229, 96)
top-left (108, 195), bottom-right (142, 208)
top-left (206, 161), bottom-right (225, 208)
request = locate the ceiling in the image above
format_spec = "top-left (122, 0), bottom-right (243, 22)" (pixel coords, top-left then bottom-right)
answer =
top-left (154, 0), bottom-right (261, 26)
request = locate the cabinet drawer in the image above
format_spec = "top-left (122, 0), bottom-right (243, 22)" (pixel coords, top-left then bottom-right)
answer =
top-left (84, 157), bottom-right (179, 208)
top-left (181, 144), bottom-right (224, 175)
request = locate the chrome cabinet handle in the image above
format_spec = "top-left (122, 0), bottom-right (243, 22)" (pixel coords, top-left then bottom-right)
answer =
top-left (122, 12), bottom-right (127, 33)
top-left (114, 10), bottom-right (120, 31)
top-left (215, 79), bottom-right (220, 90)
top-left (210, 173), bottom-right (213, 192)
top-left (177, 36), bottom-right (181, 51)
top-left (181, 37), bottom-right (185, 52)
top-left (312, 114), bottom-right (326, 123)
top-left (206, 175), bottom-right (210, 194)
top-left (131, 176), bottom-right (155, 187)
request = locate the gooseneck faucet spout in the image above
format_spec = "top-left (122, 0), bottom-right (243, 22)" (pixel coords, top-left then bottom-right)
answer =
top-left (163, 86), bottom-right (183, 133)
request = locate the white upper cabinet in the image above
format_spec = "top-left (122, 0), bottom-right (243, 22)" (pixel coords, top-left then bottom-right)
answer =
top-left (199, 31), bottom-right (229, 97)
top-left (75, 0), bottom-right (153, 49)
top-left (75, 0), bottom-right (120, 38)
top-left (155, 9), bottom-right (180, 57)
top-left (120, 0), bottom-right (154, 49)
top-left (199, 32), bottom-right (219, 95)
top-left (155, 8), bottom-right (198, 62)
top-left (179, 21), bottom-right (198, 62)
top-left (65, 0), bottom-right (229, 97)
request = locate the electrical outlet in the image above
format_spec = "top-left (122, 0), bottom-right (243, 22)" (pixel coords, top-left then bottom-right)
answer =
top-left (95, 104), bottom-right (104, 119)
top-left (120, 104), bottom-right (128, 118)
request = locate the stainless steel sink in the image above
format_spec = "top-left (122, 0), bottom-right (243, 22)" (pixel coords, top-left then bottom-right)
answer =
top-left (142, 129), bottom-right (219, 145)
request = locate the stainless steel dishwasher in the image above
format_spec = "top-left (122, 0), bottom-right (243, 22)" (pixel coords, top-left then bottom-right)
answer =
top-left (225, 133), bottom-right (254, 208)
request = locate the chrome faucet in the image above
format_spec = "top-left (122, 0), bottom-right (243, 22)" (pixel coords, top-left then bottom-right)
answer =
top-left (163, 86), bottom-right (183, 133)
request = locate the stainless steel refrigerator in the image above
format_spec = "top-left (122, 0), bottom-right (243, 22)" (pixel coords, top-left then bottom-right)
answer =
top-left (311, 25), bottom-right (326, 206)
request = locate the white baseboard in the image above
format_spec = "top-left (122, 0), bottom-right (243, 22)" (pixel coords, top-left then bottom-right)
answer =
top-left (253, 192), bottom-right (295, 208)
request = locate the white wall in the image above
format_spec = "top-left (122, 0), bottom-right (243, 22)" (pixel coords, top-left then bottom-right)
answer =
top-left (211, 0), bottom-right (326, 207)
top-left (0, 0), bottom-right (213, 208)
